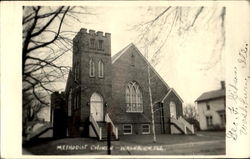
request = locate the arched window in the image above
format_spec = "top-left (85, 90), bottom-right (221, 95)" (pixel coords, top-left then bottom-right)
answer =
top-left (98, 60), bottom-right (104, 78)
top-left (125, 81), bottom-right (143, 112)
top-left (89, 58), bottom-right (95, 77)
top-left (68, 89), bottom-right (72, 116)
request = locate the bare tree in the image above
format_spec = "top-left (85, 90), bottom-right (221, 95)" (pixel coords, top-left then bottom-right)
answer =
top-left (183, 104), bottom-right (200, 130)
top-left (183, 104), bottom-right (198, 120)
top-left (22, 6), bottom-right (92, 131)
top-left (132, 6), bottom-right (226, 142)
top-left (133, 6), bottom-right (226, 68)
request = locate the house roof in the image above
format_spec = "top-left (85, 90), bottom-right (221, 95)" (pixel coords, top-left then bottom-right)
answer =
top-left (195, 89), bottom-right (225, 103)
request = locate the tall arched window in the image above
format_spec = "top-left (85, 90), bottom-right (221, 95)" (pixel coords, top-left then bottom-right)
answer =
top-left (98, 60), bottom-right (104, 78)
top-left (89, 58), bottom-right (95, 77)
top-left (125, 81), bottom-right (143, 112)
top-left (68, 89), bottom-right (72, 116)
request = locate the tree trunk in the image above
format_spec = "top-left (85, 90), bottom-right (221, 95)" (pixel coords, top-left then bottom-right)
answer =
top-left (148, 66), bottom-right (156, 143)
top-left (145, 45), bottom-right (156, 143)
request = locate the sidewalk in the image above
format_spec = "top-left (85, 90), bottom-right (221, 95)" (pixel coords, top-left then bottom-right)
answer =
top-left (23, 131), bottom-right (225, 155)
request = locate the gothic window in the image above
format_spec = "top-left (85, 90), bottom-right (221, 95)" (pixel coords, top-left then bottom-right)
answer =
top-left (76, 94), bottom-right (80, 109)
top-left (77, 63), bottom-right (80, 79)
top-left (89, 58), bottom-right (95, 77)
top-left (68, 89), bottom-right (72, 116)
top-left (98, 60), bottom-right (104, 78)
top-left (90, 38), bottom-right (95, 48)
top-left (98, 40), bottom-right (103, 50)
top-left (125, 81), bottom-right (143, 113)
top-left (74, 62), bottom-right (80, 81)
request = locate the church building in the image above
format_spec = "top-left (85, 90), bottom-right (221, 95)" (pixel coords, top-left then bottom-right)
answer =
top-left (51, 28), bottom-right (194, 140)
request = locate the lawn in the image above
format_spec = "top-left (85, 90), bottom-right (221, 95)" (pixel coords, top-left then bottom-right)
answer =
top-left (23, 131), bottom-right (225, 155)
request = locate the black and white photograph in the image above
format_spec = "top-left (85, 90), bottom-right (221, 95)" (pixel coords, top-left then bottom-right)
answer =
top-left (0, 1), bottom-right (249, 158)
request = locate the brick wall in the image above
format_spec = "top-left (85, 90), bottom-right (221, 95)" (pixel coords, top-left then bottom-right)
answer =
top-left (68, 29), bottom-right (112, 137)
top-left (110, 45), bottom-right (177, 135)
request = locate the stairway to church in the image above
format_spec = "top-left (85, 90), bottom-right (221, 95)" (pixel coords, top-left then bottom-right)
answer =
top-left (97, 122), bottom-right (117, 141)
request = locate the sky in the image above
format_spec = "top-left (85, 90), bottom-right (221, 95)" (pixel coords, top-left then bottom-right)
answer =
top-left (55, 6), bottom-right (225, 105)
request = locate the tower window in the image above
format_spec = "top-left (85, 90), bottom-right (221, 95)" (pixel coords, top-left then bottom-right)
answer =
top-left (125, 81), bottom-right (143, 113)
top-left (89, 58), bottom-right (95, 77)
top-left (98, 60), bottom-right (104, 78)
top-left (98, 40), bottom-right (103, 50)
top-left (74, 62), bottom-right (80, 81)
top-left (90, 39), bottom-right (95, 48)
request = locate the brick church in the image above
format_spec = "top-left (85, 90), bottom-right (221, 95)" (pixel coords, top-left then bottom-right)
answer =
top-left (51, 28), bottom-right (194, 140)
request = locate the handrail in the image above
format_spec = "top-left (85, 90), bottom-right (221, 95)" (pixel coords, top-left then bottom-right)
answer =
top-left (170, 117), bottom-right (187, 134)
top-left (27, 122), bottom-right (52, 140)
top-left (178, 116), bottom-right (194, 134)
top-left (105, 114), bottom-right (118, 139)
top-left (89, 114), bottom-right (102, 140)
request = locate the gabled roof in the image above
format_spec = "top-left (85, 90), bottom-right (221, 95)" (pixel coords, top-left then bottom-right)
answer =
top-left (111, 43), bottom-right (133, 63)
top-left (112, 43), bottom-right (170, 90)
top-left (161, 88), bottom-right (184, 103)
top-left (195, 89), bottom-right (225, 103)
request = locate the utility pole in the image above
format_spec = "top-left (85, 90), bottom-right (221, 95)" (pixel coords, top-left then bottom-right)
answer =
top-left (107, 122), bottom-right (111, 155)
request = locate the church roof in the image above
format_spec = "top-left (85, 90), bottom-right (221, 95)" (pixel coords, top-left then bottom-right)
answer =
top-left (162, 88), bottom-right (183, 103)
top-left (112, 43), bottom-right (171, 91)
top-left (111, 43), bottom-right (133, 63)
top-left (195, 89), bottom-right (225, 103)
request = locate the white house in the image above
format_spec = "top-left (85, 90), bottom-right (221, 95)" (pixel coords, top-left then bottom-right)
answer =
top-left (196, 81), bottom-right (226, 130)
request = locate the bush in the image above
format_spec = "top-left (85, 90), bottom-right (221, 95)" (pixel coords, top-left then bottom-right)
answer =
top-left (184, 117), bottom-right (200, 131)
top-left (209, 124), bottom-right (225, 131)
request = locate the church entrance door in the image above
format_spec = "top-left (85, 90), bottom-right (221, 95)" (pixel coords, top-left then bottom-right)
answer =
top-left (170, 101), bottom-right (177, 118)
top-left (90, 92), bottom-right (103, 121)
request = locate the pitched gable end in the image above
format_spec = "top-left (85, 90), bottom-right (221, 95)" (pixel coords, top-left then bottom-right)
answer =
top-left (112, 43), bottom-right (170, 90)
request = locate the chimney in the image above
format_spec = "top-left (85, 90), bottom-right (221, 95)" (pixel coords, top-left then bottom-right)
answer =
top-left (220, 81), bottom-right (225, 90)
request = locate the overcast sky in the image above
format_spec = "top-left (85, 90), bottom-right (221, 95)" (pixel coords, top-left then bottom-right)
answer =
top-left (57, 6), bottom-right (225, 104)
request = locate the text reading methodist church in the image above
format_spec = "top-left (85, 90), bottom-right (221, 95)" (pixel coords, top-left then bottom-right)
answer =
top-left (51, 28), bottom-right (194, 140)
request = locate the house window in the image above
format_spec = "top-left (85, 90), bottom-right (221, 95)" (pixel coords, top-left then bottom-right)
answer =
top-left (125, 81), bottom-right (143, 113)
top-left (220, 113), bottom-right (226, 126)
top-left (206, 102), bottom-right (210, 110)
top-left (98, 60), bottom-right (104, 78)
top-left (89, 58), bottom-right (95, 77)
top-left (98, 40), bottom-right (103, 50)
top-left (90, 39), bottom-right (95, 48)
top-left (206, 116), bottom-right (213, 127)
top-left (142, 124), bottom-right (150, 134)
top-left (123, 124), bottom-right (132, 135)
